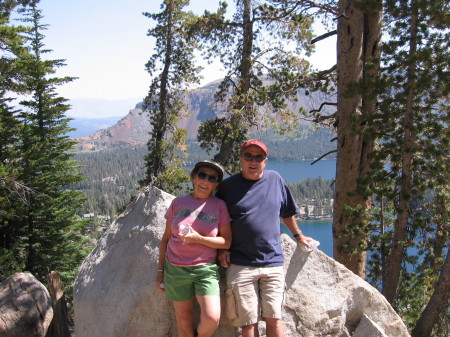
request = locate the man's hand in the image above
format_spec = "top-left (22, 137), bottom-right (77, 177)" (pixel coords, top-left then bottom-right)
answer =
top-left (218, 249), bottom-right (230, 268)
top-left (296, 234), bottom-right (313, 248)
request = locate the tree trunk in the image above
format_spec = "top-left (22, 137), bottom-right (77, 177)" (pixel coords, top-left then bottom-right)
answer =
top-left (214, 0), bottom-right (253, 168)
top-left (412, 250), bottom-right (450, 337)
top-left (333, 0), bottom-right (381, 277)
top-left (213, 114), bottom-right (245, 167)
top-left (382, 7), bottom-right (418, 303)
top-left (45, 271), bottom-right (71, 337)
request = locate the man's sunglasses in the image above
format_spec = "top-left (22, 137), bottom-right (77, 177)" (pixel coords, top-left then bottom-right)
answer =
top-left (196, 171), bottom-right (219, 183)
top-left (240, 153), bottom-right (267, 163)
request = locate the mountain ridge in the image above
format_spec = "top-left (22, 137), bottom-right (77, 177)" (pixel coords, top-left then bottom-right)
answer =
top-left (73, 83), bottom-right (221, 152)
top-left (73, 81), bottom-right (334, 152)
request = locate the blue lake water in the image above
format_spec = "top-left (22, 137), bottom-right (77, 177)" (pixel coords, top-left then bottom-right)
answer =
top-left (266, 159), bottom-right (336, 182)
top-left (270, 160), bottom-right (336, 256)
top-left (282, 220), bottom-right (333, 257)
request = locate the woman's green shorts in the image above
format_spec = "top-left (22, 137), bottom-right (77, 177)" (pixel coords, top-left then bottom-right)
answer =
top-left (164, 259), bottom-right (220, 302)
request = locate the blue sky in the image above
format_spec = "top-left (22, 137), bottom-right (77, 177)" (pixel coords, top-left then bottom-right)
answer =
top-left (35, 0), bottom-right (335, 117)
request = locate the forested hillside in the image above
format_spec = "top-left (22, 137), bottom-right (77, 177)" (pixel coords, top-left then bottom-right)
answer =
top-left (73, 126), bottom-right (336, 218)
top-left (74, 147), bottom-right (146, 219)
top-left (2, 1), bottom-right (447, 335)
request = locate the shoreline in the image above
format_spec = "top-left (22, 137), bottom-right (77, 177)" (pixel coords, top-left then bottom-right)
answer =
top-left (297, 216), bottom-right (332, 221)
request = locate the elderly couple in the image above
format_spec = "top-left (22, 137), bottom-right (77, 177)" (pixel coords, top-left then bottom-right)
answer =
top-left (155, 139), bottom-right (313, 337)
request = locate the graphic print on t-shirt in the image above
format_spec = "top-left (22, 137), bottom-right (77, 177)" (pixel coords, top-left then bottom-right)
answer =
top-left (174, 208), bottom-right (218, 223)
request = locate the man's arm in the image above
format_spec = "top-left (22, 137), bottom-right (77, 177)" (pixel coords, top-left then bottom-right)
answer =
top-left (218, 249), bottom-right (230, 267)
top-left (282, 215), bottom-right (313, 247)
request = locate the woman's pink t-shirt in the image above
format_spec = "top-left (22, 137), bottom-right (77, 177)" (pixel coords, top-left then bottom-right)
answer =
top-left (164, 195), bottom-right (231, 267)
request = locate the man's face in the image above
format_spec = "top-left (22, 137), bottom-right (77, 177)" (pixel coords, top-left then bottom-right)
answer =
top-left (239, 145), bottom-right (268, 180)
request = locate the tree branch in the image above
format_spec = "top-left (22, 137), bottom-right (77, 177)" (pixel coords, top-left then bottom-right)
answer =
top-left (314, 113), bottom-right (336, 125)
top-left (311, 150), bottom-right (337, 165)
top-left (309, 102), bottom-right (337, 114)
top-left (311, 30), bottom-right (337, 44)
top-left (313, 64), bottom-right (337, 78)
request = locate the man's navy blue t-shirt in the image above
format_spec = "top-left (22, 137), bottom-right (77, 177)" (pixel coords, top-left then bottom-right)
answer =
top-left (216, 170), bottom-right (299, 267)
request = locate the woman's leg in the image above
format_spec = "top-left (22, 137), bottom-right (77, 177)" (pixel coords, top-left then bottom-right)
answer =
top-left (173, 299), bottom-right (195, 337)
top-left (195, 295), bottom-right (221, 337)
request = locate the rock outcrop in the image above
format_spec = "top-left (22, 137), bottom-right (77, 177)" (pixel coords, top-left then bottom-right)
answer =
top-left (0, 272), bottom-right (53, 337)
top-left (74, 186), bottom-right (410, 337)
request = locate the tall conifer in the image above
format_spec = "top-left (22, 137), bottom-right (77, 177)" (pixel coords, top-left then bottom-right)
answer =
top-left (364, 1), bottom-right (449, 334)
top-left (4, 1), bottom-right (89, 285)
top-left (141, 0), bottom-right (201, 193)
top-left (0, 0), bottom-right (33, 279)
top-left (194, 0), bottom-right (318, 171)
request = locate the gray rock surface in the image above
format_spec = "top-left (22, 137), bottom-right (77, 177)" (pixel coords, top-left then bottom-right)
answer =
top-left (74, 186), bottom-right (410, 337)
top-left (352, 315), bottom-right (388, 337)
top-left (0, 272), bottom-right (53, 337)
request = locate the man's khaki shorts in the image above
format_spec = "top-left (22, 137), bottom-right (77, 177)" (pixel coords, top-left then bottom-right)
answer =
top-left (225, 264), bottom-right (285, 327)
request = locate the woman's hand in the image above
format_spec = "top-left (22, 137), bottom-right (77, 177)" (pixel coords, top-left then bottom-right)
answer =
top-left (180, 224), bottom-right (231, 249)
top-left (180, 227), bottom-right (201, 243)
top-left (155, 270), bottom-right (165, 293)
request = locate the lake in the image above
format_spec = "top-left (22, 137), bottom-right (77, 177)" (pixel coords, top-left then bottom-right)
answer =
top-left (269, 160), bottom-right (336, 257)
top-left (281, 220), bottom-right (333, 256)
top-left (266, 159), bottom-right (336, 182)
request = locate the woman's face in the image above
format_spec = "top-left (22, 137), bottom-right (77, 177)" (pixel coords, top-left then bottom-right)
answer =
top-left (192, 166), bottom-right (219, 199)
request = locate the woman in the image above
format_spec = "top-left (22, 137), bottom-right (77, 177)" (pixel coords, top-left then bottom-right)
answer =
top-left (155, 161), bottom-right (232, 337)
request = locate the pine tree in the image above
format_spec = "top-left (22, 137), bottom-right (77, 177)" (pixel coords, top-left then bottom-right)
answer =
top-left (194, 0), bottom-right (318, 171)
top-left (0, 98), bottom-right (26, 278)
top-left (141, 0), bottom-right (201, 193)
top-left (365, 0), bottom-right (449, 334)
top-left (0, 0), bottom-right (34, 280)
top-left (5, 1), bottom-right (90, 286)
top-left (332, 0), bottom-right (382, 277)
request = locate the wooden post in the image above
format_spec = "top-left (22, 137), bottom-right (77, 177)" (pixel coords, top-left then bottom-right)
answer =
top-left (45, 271), bottom-right (71, 337)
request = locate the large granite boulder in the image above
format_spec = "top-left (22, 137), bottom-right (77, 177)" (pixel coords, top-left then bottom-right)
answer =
top-left (74, 186), bottom-right (410, 337)
top-left (0, 272), bottom-right (53, 337)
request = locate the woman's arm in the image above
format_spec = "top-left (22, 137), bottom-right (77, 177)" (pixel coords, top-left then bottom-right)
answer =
top-left (155, 220), bottom-right (171, 292)
top-left (181, 222), bottom-right (232, 249)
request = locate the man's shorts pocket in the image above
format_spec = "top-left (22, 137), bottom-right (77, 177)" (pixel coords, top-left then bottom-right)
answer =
top-left (225, 287), bottom-right (237, 320)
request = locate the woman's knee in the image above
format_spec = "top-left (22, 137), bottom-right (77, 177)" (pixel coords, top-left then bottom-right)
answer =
top-left (201, 311), bottom-right (220, 327)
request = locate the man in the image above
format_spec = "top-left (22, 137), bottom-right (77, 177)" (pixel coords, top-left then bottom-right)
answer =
top-left (216, 139), bottom-right (312, 337)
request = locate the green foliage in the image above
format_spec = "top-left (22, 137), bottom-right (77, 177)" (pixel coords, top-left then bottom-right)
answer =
top-left (141, 0), bottom-right (200, 192)
top-left (288, 177), bottom-right (334, 218)
top-left (362, 0), bottom-right (450, 333)
top-left (0, 2), bottom-right (89, 294)
top-left (193, 0), bottom-right (319, 171)
top-left (259, 126), bottom-right (336, 161)
top-left (151, 129), bottom-right (190, 194)
top-left (73, 125), bottom-right (336, 220)
top-left (73, 146), bottom-right (147, 217)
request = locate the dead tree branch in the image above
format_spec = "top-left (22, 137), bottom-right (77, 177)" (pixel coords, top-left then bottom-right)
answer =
top-left (311, 150), bottom-right (337, 165)
top-left (311, 30), bottom-right (337, 44)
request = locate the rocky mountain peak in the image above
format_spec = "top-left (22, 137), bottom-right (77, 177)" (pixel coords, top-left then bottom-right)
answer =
top-left (74, 84), bottom-right (219, 152)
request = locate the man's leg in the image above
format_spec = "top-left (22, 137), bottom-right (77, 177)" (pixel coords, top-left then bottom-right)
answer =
top-left (226, 265), bottom-right (260, 326)
top-left (242, 323), bottom-right (259, 337)
top-left (265, 317), bottom-right (284, 337)
top-left (259, 266), bottom-right (285, 337)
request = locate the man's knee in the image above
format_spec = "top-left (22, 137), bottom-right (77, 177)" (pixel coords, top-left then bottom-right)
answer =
top-left (264, 317), bottom-right (284, 337)
top-left (265, 317), bottom-right (282, 325)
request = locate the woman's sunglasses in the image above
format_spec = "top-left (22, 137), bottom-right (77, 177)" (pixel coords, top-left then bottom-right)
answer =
top-left (196, 171), bottom-right (219, 183)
